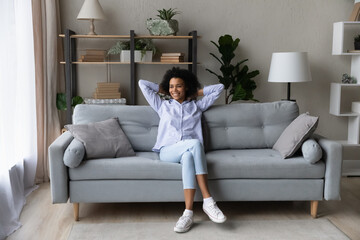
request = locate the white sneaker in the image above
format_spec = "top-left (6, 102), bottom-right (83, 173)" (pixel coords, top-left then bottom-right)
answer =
top-left (203, 201), bottom-right (227, 223)
top-left (174, 212), bottom-right (193, 233)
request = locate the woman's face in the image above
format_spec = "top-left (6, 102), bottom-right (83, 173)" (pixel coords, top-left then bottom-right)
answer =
top-left (169, 77), bottom-right (187, 103)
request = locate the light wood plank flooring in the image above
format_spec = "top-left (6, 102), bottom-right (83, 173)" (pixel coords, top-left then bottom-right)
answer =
top-left (7, 177), bottom-right (360, 240)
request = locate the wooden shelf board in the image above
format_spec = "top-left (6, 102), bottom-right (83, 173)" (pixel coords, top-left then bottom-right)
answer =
top-left (59, 34), bottom-right (198, 39)
top-left (60, 61), bottom-right (196, 65)
top-left (137, 62), bottom-right (196, 65)
top-left (59, 34), bottom-right (130, 39)
top-left (60, 61), bottom-right (129, 65)
top-left (134, 35), bottom-right (196, 39)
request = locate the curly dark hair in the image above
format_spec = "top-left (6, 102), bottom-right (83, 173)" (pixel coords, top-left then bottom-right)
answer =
top-left (159, 67), bottom-right (201, 99)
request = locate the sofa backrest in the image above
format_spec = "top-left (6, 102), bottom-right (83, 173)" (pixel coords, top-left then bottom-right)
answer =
top-left (202, 101), bottom-right (299, 150)
top-left (72, 101), bottom-right (298, 152)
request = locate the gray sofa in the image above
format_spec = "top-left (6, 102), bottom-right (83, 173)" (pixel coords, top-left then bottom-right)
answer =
top-left (48, 101), bottom-right (342, 221)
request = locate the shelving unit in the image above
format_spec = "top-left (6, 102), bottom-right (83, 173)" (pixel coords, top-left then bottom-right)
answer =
top-left (331, 22), bottom-right (360, 176)
top-left (60, 29), bottom-right (198, 124)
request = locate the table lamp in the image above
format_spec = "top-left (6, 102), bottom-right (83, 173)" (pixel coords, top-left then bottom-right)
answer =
top-left (77, 0), bottom-right (106, 35)
top-left (268, 52), bottom-right (312, 101)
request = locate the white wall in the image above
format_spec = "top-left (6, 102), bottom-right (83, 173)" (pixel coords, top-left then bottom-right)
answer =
top-left (60, 0), bottom-right (356, 140)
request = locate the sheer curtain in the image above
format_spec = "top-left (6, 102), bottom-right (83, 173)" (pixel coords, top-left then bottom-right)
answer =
top-left (0, 0), bottom-right (38, 239)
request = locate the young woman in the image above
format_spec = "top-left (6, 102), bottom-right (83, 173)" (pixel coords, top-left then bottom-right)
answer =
top-left (138, 67), bottom-right (226, 233)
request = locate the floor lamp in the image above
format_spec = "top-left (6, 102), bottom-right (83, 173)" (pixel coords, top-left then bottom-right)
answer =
top-left (268, 52), bottom-right (312, 101)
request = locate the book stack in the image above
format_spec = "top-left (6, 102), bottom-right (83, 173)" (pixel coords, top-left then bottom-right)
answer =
top-left (160, 53), bottom-right (185, 63)
top-left (93, 82), bottom-right (121, 99)
top-left (78, 49), bottom-right (106, 62)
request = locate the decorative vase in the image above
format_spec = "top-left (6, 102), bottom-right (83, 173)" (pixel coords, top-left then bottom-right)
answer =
top-left (355, 41), bottom-right (360, 50)
top-left (146, 19), bottom-right (179, 36)
top-left (120, 50), bottom-right (153, 62)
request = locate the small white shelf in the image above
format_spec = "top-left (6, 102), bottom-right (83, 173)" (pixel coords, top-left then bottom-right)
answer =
top-left (329, 83), bottom-right (360, 116)
top-left (337, 140), bottom-right (360, 147)
top-left (332, 22), bottom-right (360, 55)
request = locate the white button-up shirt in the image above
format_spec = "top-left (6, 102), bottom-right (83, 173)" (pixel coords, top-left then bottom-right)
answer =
top-left (139, 80), bottom-right (224, 152)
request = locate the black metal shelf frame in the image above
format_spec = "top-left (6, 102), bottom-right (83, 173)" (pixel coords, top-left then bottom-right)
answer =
top-left (63, 29), bottom-right (198, 124)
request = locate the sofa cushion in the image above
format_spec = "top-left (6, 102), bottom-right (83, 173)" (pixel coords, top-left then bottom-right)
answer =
top-left (65, 118), bottom-right (135, 159)
top-left (205, 149), bottom-right (325, 179)
top-left (273, 113), bottom-right (319, 158)
top-left (69, 152), bottom-right (183, 181)
top-left (72, 105), bottom-right (159, 152)
top-left (302, 139), bottom-right (323, 164)
top-left (202, 101), bottom-right (299, 151)
top-left (63, 138), bottom-right (85, 168)
top-left (69, 149), bottom-right (325, 181)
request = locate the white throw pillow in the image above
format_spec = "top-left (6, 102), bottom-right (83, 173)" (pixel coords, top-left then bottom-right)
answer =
top-left (63, 138), bottom-right (85, 168)
top-left (273, 113), bottom-right (319, 158)
top-left (302, 139), bottom-right (322, 164)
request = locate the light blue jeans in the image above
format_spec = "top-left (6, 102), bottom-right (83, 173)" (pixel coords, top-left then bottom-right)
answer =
top-left (159, 139), bottom-right (208, 189)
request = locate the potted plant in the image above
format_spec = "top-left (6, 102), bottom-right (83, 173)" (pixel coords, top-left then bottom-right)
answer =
top-left (146, 8), bottom-right (180, 36)
top-left (355, 34), bottom-right (360, 50)
top-left (206, 34), bottom-right (260, 104)
top-left (108, 39), bottom-right (157, 62)
top-left (342, 73), bottom-right (357, 84)
top-left (56, 93), bottom-right (83, 110)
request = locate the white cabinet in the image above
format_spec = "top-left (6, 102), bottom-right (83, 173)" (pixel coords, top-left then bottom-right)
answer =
top-left (331, 22), bottom-right (360, 176)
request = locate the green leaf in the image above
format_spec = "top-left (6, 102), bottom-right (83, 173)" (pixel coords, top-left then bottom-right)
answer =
top-left (56, 93), bottom-right (83, 111)
top-left (56, 93), bottom-right (67, 110)
top-left (209, 53), bottom-right (223, 65)
top-left (210, 40), bottom-right (219, 49)
top-left (156, 8), bottom-right (180, 20)
top-left (207, 34), bottom-right (260, 103)
top-left (72, 96), bottom-right (84, 107)
top-left (247, 70), bottom-right (260, 79)
top-left (231, 84), bottom-right (246, 103)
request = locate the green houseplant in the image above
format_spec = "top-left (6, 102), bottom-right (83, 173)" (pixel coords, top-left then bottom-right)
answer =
top-left (56, 93), bottom-right (83, 111)
top-left (206, 34), bottom-right (260, 104)
top-left (146, 8), bottom-right (180, 36)
top-left (355, 34), bottom-right (360, 50)
top-left (107, 39), bottom-right (157, 62)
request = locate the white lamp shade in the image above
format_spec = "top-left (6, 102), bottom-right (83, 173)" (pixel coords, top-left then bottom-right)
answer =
top-left (268, 52), bottom-right (312, 83)
top-left (77, 0), bottom-right (105, 20)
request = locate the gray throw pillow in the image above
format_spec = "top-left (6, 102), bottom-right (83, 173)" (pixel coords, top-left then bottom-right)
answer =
top-left (63, 138), bottom-right (85, 168)
top-left (65, 118), bottom-right (135, 159)
top-left (273, 113), bottom-right (319, 158)
top-left (302, 139), bottom-right (322, 164)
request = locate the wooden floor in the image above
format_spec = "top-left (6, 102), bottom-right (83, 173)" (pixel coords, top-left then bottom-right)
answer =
top-left (7, 177), bottom-right (360, 240)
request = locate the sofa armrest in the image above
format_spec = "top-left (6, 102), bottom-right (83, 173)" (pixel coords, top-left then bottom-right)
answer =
top-left (48, 131), bottom-right (73, 203)
top-left (313, 134), bottom-right (342, 200)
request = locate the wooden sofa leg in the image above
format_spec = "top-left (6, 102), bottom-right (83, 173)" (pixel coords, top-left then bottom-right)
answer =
top-left (310, 200), bottom-right (318, 218)
top-left (73, 203), bottom-right (79, 221)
